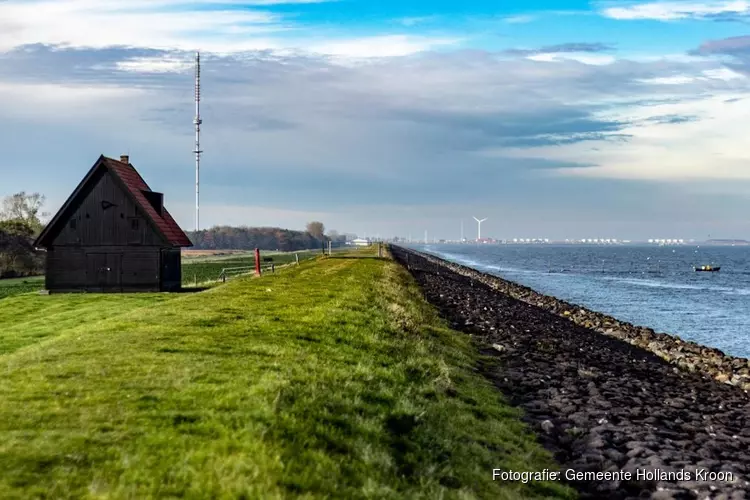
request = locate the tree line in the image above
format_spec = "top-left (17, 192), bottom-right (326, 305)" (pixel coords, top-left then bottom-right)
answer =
top-left (185, 222), bottom-right (348, 251)
top-left (0, 192), bottom-right (348, 278)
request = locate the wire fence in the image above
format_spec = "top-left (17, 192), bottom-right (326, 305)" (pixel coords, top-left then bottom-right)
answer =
top-left (182, 244), bottom-right (382, 286)
top-left (183, 250), bottom-right (317, 286)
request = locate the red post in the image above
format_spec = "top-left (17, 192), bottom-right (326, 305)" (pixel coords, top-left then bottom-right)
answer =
top-left (254, 248), bottom-right (261, 276)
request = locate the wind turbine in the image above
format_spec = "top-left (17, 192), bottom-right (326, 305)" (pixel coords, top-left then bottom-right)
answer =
top-left (473, 217), bottom-right (487, 241)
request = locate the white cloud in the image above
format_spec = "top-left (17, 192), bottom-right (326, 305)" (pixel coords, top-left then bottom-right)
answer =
top-left (527, 53), bottom-right (616, 65)
top-left (636, 68), bottom-right (746, 84)
top-left (702, 67), bottom-right (746, 80)
top-left (0, 0), bottom-right (460, 59)
top-left (500, 93), bottom-right (750, 181)
top-left (636, 75), bottom-right (697, 84)
top-left (601, 0), bottom-right (750, 20)
top-left (116, 56), bottom-right (195, 73)
top-left (0, 0), bottom-right (284, 52)
top-left (308, 35), bottom-right (460, 58)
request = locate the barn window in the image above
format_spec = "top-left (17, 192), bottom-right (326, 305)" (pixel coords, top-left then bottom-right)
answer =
top-left (128, 217), bottom-right (143, 245)
top-left (69, 219), bottom-right (77, 230)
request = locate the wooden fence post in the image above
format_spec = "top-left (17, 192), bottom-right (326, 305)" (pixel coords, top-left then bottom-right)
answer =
top-left (295, 253), bottom-right (300, 265)
top-left (255, 248), bottom-right (261, 276)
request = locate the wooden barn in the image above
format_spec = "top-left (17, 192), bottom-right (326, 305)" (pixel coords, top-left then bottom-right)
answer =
top-left (34, 155), bottom-right (193, 293)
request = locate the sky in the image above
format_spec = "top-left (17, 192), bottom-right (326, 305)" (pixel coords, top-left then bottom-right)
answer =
top-left (1, 0), bottom-right (750, 240)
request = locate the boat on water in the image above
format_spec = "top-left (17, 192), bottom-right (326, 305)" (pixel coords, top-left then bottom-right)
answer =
top-left (694, 265), bottom-right (720, 272)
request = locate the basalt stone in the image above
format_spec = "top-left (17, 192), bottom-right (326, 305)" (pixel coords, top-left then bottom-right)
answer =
top-left (397, 247), bottom-right (750, 391)
top-left (391, 246), bottom-right (750, 500)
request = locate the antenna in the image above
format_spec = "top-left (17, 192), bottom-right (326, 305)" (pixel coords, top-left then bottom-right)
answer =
top-left (473, 217), bottom-right (487, 241)
top-left (194, 51), bottom-right (203, 231)
top-left (460, 220), bottom-right (464, 241)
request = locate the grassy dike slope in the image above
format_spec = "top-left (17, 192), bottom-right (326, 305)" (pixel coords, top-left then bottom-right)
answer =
top-left (0, 249), bottom-right (574, 499)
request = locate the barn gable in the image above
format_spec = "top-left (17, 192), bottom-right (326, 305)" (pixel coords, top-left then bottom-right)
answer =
top-left (35, 155), bottom-right (192, 250)
top-left (48, 169), bottom-right (165, 247)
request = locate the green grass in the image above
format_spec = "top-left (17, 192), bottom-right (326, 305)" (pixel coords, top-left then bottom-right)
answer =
top-left (181, 249), bottom-right (319, 285)
top-left (0, 248), bottom-right (575, 499)
top-left (0, 293), bottom-right (178, 356)
top-left (0, 276), bottom-right (45, 300)
top-left (0, 251), bottom-right (319, 299)
top-left (181, 250), bottom-right (306, 262)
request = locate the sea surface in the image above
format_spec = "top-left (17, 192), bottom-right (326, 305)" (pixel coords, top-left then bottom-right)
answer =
top-left (408, 244), bottom-right (750, 359)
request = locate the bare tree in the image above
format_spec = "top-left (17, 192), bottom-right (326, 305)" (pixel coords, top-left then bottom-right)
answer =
top-left (306, 221), bottom-right (325, 240)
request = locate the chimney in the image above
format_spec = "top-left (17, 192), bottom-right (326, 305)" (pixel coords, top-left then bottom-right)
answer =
top-left (120, 155), bottom-right (129, 164)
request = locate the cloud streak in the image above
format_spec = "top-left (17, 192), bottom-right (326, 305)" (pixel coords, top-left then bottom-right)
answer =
top-left (600, 0), bottom-right (750, 21)
top-left (505, 42), bottom-right (616, 56)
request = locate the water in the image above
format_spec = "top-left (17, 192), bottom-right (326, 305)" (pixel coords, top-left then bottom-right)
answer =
top-left (409, 244), bottom-right (750, 359)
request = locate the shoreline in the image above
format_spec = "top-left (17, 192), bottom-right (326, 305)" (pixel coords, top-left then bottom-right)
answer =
top-left (406, 246), bottom-right (750, 391)
top-left (391, 245), bottom-right (750, 498)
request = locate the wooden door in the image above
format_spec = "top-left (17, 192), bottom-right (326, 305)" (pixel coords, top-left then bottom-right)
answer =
top-left (86, 253), bottom-right (108, 288)
top-left (86, 253), bottom-right (122, 290)
top-left (106, 254), bottom-right (123, 290)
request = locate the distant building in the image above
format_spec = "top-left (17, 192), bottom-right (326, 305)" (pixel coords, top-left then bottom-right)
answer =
top-left (34, 155), bottom-right (192, 293)
top-left (350, 238), bottom-right (371, 246)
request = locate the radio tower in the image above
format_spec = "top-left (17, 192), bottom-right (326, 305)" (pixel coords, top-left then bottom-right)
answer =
top-left (194, 51), bottom-right (203, 231)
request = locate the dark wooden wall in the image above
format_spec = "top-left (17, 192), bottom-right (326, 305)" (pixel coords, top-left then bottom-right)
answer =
top-left (46, 246), bottom-right (164, 292)
top-left (160, 248), bottom-right (182, 291)
top-left (52, 170), bottom-right (164, 248)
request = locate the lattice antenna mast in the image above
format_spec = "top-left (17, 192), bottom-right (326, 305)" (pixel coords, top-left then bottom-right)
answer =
top-left (194, 51), bottom-right (203, 231)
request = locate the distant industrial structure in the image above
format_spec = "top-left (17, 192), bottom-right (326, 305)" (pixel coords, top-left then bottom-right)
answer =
top-left (387, 235), bottom-right (747, 245)
top-left (647, 239), bottom-right (686, 245)
top-left (350, 238), bottom-right (371, 246)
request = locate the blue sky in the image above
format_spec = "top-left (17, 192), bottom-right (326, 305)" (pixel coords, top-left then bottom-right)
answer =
top-left (1, 0), bottom-right (750, 240)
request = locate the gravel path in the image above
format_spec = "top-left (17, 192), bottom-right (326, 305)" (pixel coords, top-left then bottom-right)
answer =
top-left (392, 247), bottom-right (750, 500)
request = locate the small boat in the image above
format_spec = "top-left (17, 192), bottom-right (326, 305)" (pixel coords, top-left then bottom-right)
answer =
top-left (694, 265), bottom-right (720, 272)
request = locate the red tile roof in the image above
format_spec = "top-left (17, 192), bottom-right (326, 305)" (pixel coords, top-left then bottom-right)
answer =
top-left (103, 157), bottom-right (193, 247)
